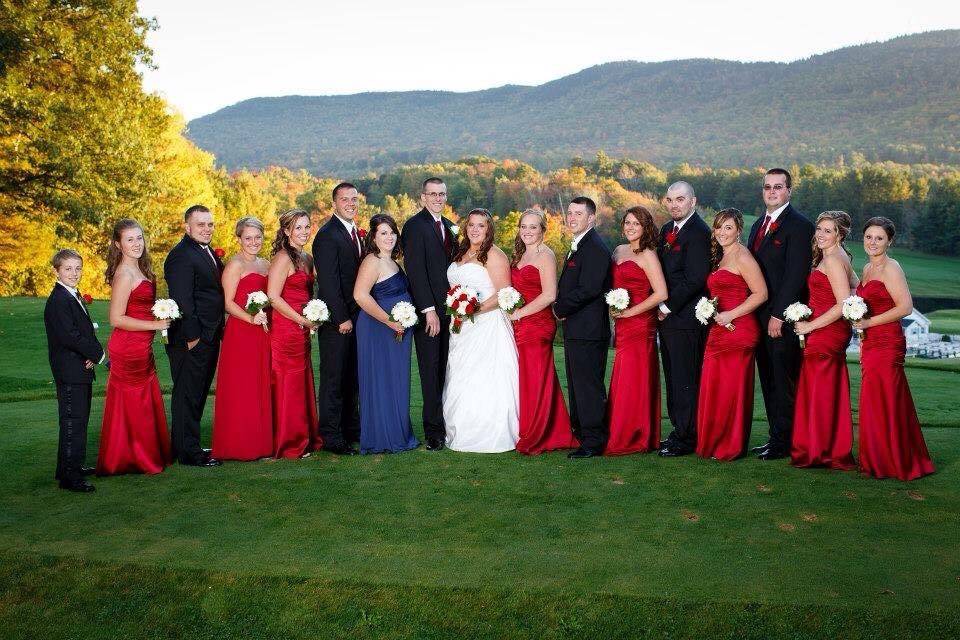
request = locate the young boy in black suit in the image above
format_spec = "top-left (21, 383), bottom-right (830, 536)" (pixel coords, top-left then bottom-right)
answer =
top-left (43, 249), bottom-right (104, 492)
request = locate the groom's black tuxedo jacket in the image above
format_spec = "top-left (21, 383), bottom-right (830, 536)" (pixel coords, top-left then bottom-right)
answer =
top-left (163, 235), bottom-right (225, 345)
top-left (747, 203), bottom-right (814, 323)
top-left (555, 227), bottom-right (612, 341)
top-left (44, 284), bottom-right (105, 385)
top-left (400, 208), bottom-right (456, 313)
top-left (657, 213), bottom-right (711, 331)
top-left (312, 216), bottom-right (361, 324)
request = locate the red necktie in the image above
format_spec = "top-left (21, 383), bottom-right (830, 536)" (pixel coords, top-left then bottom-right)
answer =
top-left (351, 227), bottom-right (361, 257)
top-left (753, 214), bottom-right (772, 252)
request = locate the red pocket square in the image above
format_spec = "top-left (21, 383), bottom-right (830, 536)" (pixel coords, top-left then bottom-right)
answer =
top-left (773, 239), bottom-right (783, 246)
top-left (671, 244), bottom-right (682, 252)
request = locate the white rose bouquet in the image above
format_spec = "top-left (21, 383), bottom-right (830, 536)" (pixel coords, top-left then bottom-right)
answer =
top-left (605, 288), bottom-right (630, 317)
top-left (151, 298), bottom-right (181, 344)
top-left (245, 290), bottom-right (270, 332)
top-left (445, 284), bottom-right (480, 334)
top-left (302, 298), bottom-right (330, 335)
top-left (389, 301), bottom-right (418, 342)
top-left (784, 302), bottom-right (813, 348)
top-left (842, 295), bottom-right (869, 340)
top-left (497, 286), bottom-right (525, 315)
top-left (695, 296), bottom-right (735, 331)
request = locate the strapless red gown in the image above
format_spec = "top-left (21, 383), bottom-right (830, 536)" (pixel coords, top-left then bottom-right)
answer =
top-left (512, 264), bottom-right (576, 454)
top-left (606, 260), bottom-right (660, 454)
top-left (97, 280), bottom-right (172, 475)
top-left (696, 269), bottom-right (760, 461)
top-left (791, 270), bottom-right (855, 469)
top-left (212, 272), bottom-right (273, 460)
top-left (271, 270), bottom-right (320, 458)
top-left (856, 280), bottom-right (934, 481)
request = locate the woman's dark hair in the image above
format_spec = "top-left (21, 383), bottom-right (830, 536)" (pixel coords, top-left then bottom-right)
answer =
top-left (709, 208), bottom-right (744, 271)
top-left (510, 208), bottom-right (546, 268)
top-left (272, 208), bottom-right (310, 269)
top-left (362, 214), bottom-right (403, 261)
top-left (812, 210), bottom-right (853, 268)
top-left (105, 218), bottom-right (155, 285)
top-left (863, 216), bottom-right (896, 242)
top-left (452, 208), bottom-right (495, 265)
top-left (621, 206), bottom-right (659, 254)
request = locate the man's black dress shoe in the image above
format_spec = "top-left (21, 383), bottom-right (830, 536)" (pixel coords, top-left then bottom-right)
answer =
top-left (79, 466), bottom-right (95, 476)
top-left (758, 449), bottom-right (787, 461)
top-left (567, 447), bottom-right (600, 459)
top-left (425, 437), bottom-right (445, 451)
top-left (181, 457), bottom-right (222, 467)
top-left (750, 442), bottom-right (771, 454)
top-left (60, 479), bottom-right (95, 492)
top-left (658, 446), bottom-right (692, 457)
top-left (324, 443), bottom-right (359, 456)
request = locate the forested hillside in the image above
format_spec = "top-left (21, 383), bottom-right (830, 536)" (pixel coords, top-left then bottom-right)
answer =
top-left (188, 31), bottom-right (960, 174)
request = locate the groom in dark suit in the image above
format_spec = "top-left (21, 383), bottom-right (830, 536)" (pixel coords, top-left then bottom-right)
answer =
top-left (748, 168), bottom-right (814, 460)
top-left (657, 181), bottom-right (711, 457)
top-left (312, 182), bottom-right (363, 455)
top-left (164, 204), bottom-right (225, 467)
top-left (554, 196), bottom-right (612, 459)
top-left (400, 177), bottom-right (457, 451)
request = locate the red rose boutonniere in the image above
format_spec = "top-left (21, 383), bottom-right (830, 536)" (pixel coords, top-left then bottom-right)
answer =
top-left (81, 293), bottom-right (93, 305)
top-left (665, 229), bottom-right (678, 249)
top-left (213, 247), bottom-right (226, 259)
top-left (768, 221), bottom-right (780, 234)
top-left (358, 229), bottom-right (368, 240)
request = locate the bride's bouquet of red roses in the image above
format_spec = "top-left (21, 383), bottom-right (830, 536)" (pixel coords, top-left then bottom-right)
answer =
top-left (445, 284), bottom-right (480, 334)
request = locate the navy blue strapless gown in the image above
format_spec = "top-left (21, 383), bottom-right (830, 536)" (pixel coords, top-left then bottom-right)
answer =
top-left (357, 270), bottom-right (420, 454)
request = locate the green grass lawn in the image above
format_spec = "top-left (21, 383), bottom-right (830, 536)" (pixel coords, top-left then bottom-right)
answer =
top-left (928, 309), bottom-right (960, 335)
top-left (1, 296), bottom-right (958, 639)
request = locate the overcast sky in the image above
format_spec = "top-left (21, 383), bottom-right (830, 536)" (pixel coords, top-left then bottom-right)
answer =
top-left (138, 0), bottom-right (960, 120)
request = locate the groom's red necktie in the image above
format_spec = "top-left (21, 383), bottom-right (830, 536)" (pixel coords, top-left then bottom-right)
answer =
top-left (753, 214), bottom-right (772, 252)
top-left (351, 227), bottom-right (361, 258)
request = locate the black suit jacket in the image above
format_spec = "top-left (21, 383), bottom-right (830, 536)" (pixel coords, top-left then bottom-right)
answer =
top-left (658, 213), bottom-right (712, 331)
top-left (555, 227), bottom-right (612, 341)
top-left (747, 204), bottom-right (815, 323)
top-left (163, 235), bottom-right (225, 345)
top-left (44, 284), bottom-right (104, 384)
top-left (312, 216), bottom-right (361, 324)
top-left (400, 208), bottom-right (456, 313)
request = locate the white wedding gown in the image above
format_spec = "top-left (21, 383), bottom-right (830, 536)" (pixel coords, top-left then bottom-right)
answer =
top-left (443, 262), bottom-right (520, 453)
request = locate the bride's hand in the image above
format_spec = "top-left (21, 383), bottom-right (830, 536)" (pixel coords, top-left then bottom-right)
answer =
top-left (508, 310), bottom-right (523, 322)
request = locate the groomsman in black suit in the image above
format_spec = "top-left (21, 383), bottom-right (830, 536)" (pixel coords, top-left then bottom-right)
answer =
top-left (748, 168), bottom-right (814, 460)
top-left (44, 249), bottom-right (105, 492)
top-left (312, 182), bottom-right (363, 455)
top-left (164, 205), bottom-right (224, 467)
top-left (656, 181), bottom-right (711, 457)
top-left (554, 196), bottom-right (612, 459)
top-left (400, 177), bottom-right (456, 450)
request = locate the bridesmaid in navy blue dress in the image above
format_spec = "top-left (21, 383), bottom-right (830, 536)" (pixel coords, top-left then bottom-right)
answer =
top-left (353, 214), bottom-right (420, 454)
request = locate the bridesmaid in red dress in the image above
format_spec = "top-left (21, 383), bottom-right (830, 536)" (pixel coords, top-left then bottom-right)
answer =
top-left (507, 209), bottom-right (577, 454)
top-left (97, 219), bottom-right (172, 475)
top-left (605, 206), bottom-right (668, 455)
top-left (696, 209), bottom-right (767, 461)
top-left (791, 211), bottom-right (859, 470)
top-left (853, 217), bottom-right (934, 481)
top-left (212, 217), bottom-right (273, 461)
top-left (268, 208), bottom-right (321, 459)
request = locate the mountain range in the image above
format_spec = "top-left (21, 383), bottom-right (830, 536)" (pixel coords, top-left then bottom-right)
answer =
top-left (187, 30), bottom-right (960, 175)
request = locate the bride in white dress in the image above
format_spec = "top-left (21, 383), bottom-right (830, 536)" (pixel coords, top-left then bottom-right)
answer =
top-left (443, 209), bottom-right (519, 453)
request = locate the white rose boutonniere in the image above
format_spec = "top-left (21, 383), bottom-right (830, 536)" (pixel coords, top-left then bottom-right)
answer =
top-left (449, 225), bottom-right (459, 237)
